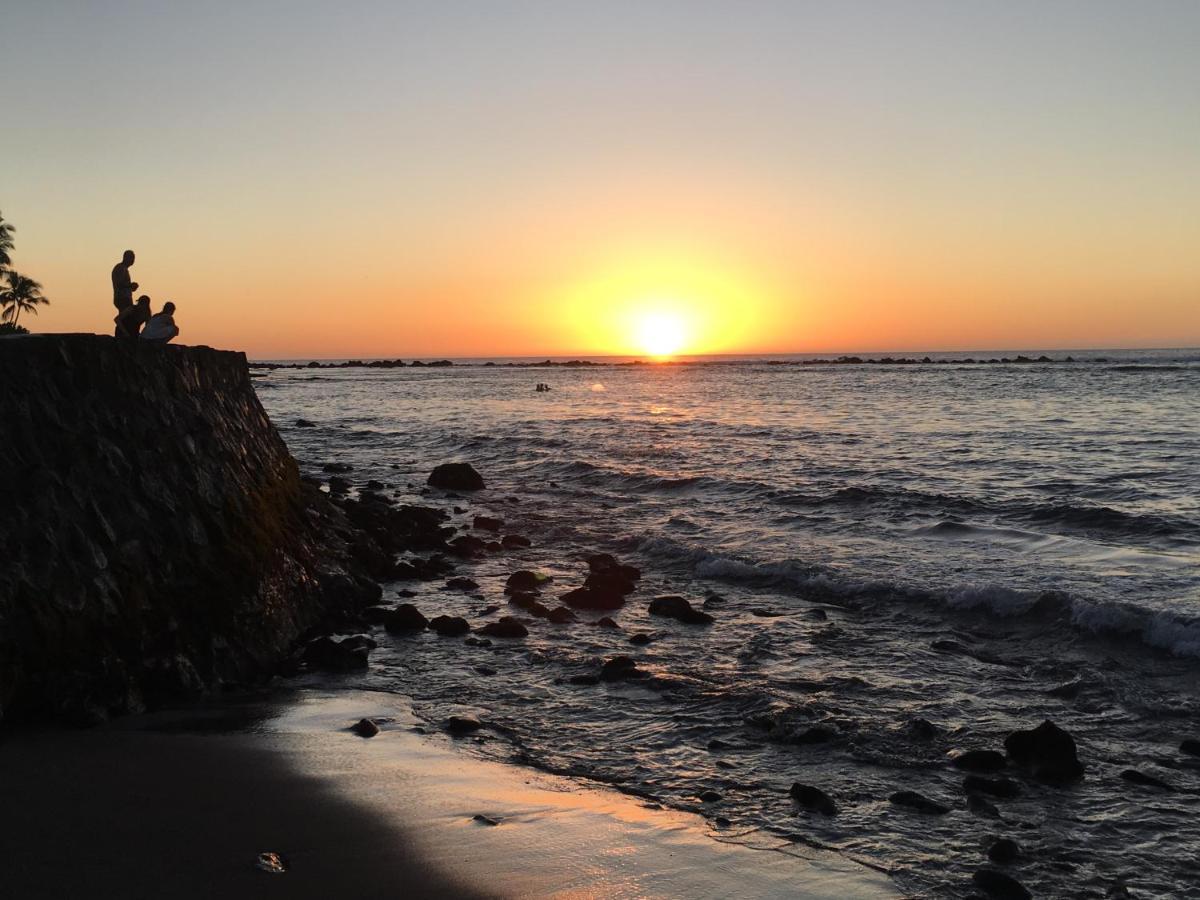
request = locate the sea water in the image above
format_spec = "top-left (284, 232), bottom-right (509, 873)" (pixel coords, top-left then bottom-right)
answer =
top-left (256, 349), bottom-right (1199, 898)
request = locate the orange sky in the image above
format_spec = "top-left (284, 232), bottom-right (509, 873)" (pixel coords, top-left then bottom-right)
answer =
top-left (3, 3), bottom-right (1198, 358)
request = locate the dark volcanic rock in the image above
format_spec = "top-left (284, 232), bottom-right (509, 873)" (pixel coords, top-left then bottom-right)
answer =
top-left (628, 633), bottom-right (652, 646)
top-left (446, 715), bottom-right (482, 735)
top-left (952, 749), bottom-right (1008, 772)
top-left (501, 534), bottom-right (531, 549)
top-left (1180, 739), bottom-right (1200, 757)
top-left (967, 794), bottom-right (1001, 818)
top-left (599, 656), bottom-right (644, 682)
top-left (987, 838), bottom-right (1020, 864)
top-left (351, 718), bottom-right (380, 738)
top-left (888, 790), bottom-right (951, 815)
top-left (561, 586), bottom-right (626, 610)
top-left (648, 596), bottom-right (714, 625)
top-left (964, 775), bottom-right (1021, 799)
top-left (295, 418), bottom-right (316, 427)
top-left (472, 515), bottom-right (504, 532)
top-left (427, 463), bottom-right (485, 491)
top-left (448, 534), bottom-right (488, 558)
top-left (428, 615), bottom-right (471, 637)
top-left (303, 636), bottom-right (369, 672)
top-left (1120, 769), bottom-right (1175, 791)
top-left (586, 553), bottom-right (619, 572)
top-left (569, 674), bottom-right (600, 686)
top-left (322, 462), bottom-right (353, 473)
top-left (972, 868), bottom-right (1031, 899)
top-left (547, 606), bottom-right (577, 624)
top-left (1004, 719), bottom-right (1084, 783)
top-left (383, 603), bottom-right (428, 632)
top-left (445, 577), bottom-right (480, 591)
top-left (505, 571), bottom-right (549, 593)
top-left (584, 569), bottom-right (638, 597)
top-left (789, 783), bottom-right (837, 815)
top-left (698, 790), bottom-right (722, 803)
top-left (593, 617), bottom-right (620, 629)
top-left (507, 591), bottom-right (540, 611)
top-left (476, 617), bottom-right (529, 638)
top-left (906, 717), bottom-right (939, 741)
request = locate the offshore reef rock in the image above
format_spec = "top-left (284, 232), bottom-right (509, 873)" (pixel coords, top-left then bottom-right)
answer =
top-left (476, 617), bottom-right (528, 639)
top-left (1004, 719), bottom-right (1084, 783)
top-left (0, 336), bottom-right (381, 724)
top-left (562, 586), bottom-right (626, 611)
top-left (888, 790), bottom-right (951, 815)
top-left (383, 603), bottom-right (428, 632)
top-left (427, 463), bottom-right (485, 491)
top-left (648, 596), bottom-right (714, 625)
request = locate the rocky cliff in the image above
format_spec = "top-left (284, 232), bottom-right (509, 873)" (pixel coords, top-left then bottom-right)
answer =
top-left (0, 335), bottom-right (378, 724)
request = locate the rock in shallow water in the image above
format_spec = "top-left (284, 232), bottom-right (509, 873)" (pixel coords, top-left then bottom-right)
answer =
top-left (987, 837), bottom-right (1020, 864)
top-left (476, 617), bottom-right (529, 638)
top-left (506, 570), bottom-right (549, 593)
top-left (446, 715), bottom-right (482, 735)
top-left (972, 868), bottom-right (1031, 899)
top-left (599, 656), bottom-right (644, 682)
top-left (952, 749), bottom-right (1007, 772)
top-left (963, 775), bottom-right (1021, 799)
top-left (1004, 719), bottom-right (1084, 783)
top-left (1179, 738), bottom-right (1200, 757)
top-left (303, 636), bottom-right (369, 671)
top-left (648, 596), bottom-right (714, 625)
top-left (561, 586), bottom-right (626, 610)
top-left (427, 462), bottom-right (485, 491)
top-left (789, 783), bottom-right (837, 816)
top-left (889, 790), bottom-right (951, 815)
top-left (1119, 769), bottom-right (1175, 791)
top-left (428, 615), bottom-right (471, 637)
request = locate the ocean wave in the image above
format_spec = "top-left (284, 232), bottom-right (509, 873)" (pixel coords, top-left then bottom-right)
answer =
top-left (778, 484), bottom-right (1198, 542)
top-left (635, 535), bottom-right (1200, 659)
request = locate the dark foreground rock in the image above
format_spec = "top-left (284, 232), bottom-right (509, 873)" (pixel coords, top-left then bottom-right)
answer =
top-left (428, 615), bottom-right (471, 637)
top-left (427, 463), bottom-right (485, 491)
top-left (952, 749), bottom-right (1007, 772)
top-left (0, 336), bottom-right (382, 724)
top-left (789, 783), bottom-right (837, 815)
top-left (888, 791), bottom-right (951, 815)
top-left (476, 617), bottom-right (528, 639)
top-left (972, 868), bottom-right (1031, 899)
top-left (987, 838), bottom-right (1020, 864)
top-left (351, 718), bottom-right (380, 738)
top-left (599, 656), bottom-right (645, 682)
top-left (383, 604), bottom-right (428, 632)
top-left (1004, 719), bottom-right (1084, 783)
top-left (648, 596), bottom-right (714, 625)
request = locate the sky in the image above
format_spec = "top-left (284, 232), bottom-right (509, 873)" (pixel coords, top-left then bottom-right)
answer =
top-left (2, 0), bottom-right (1198, 358)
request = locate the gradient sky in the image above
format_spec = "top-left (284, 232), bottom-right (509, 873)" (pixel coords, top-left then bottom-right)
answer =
top-left (2, 1), bottom-right (1198, 358)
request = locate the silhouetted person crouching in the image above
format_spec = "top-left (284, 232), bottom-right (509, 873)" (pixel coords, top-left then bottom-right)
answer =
top-left (140, 301), bottom-right (179, 344)
top-left (115, 295), bottom-right (151, 338)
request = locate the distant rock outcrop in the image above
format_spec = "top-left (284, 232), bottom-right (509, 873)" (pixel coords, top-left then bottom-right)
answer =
top-left (0, 335), bottom-right (379, 724)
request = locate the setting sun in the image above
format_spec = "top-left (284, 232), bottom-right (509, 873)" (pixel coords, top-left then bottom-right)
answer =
top-left (635, 310), bottom-right (687, 358)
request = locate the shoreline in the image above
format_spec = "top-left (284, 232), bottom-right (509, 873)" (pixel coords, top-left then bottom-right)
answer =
top-left (0, 688), bottom-right (900, 899)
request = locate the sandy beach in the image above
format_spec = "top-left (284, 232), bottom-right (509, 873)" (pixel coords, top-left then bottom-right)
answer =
top-left (0, 689), bottom-right (900, 899)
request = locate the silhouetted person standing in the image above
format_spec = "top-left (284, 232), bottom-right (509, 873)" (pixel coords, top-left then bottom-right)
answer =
top-left (111, 250), bottom-right (136, 313)
top-left (116, 295), bottom-right (151, 338)
top-left (140, 301), bottom-right (179, 344)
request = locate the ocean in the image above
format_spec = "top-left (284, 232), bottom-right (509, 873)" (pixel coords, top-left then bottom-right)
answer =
top-left (255, 348), bottom-right (1200, 898)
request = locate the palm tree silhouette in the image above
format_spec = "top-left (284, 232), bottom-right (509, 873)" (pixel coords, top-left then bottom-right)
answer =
top-left (0, 211), bottom-right (14, 270)
top-left (1, 271), bottom-right (48, 327)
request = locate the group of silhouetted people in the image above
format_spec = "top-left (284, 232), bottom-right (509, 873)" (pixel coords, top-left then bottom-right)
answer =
top-left (111, 250), bottom-right (179, 343)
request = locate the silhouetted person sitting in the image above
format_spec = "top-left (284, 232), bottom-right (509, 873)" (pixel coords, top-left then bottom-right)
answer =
top-left (111, 250), bottom-right (136, 313)
top-left (115, 295), bottom-right (152, 338)
top-left (140, 301), bottom-right (179, 344)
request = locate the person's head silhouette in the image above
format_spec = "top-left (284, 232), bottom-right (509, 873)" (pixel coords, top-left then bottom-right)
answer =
top-left (136, 295), bottom-right (150, 308)
top-left (122, 250), bottom-right (135, 266)
top-left (162, 301), bottom-right (176, 315)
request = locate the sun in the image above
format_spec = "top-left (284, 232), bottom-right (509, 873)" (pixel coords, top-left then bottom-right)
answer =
top-left (634, 311), bottom-right (687, 358)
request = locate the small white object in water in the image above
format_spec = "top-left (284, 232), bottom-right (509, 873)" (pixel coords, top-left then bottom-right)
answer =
top-left (255, 851), bottom-right (287, 874)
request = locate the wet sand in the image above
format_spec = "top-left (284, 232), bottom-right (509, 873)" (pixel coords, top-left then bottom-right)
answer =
top-left (0, 689), bottom-right (900, 899)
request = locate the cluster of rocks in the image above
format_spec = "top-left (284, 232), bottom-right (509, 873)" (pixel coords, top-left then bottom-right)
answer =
top-left (250, 359), bottom-right (454, 370)
top-left (779, 719), bottom-right (1117, 898)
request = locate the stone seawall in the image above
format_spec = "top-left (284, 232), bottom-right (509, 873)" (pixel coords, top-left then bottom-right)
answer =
top-left (0, 335), bottom-right (376, 723)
